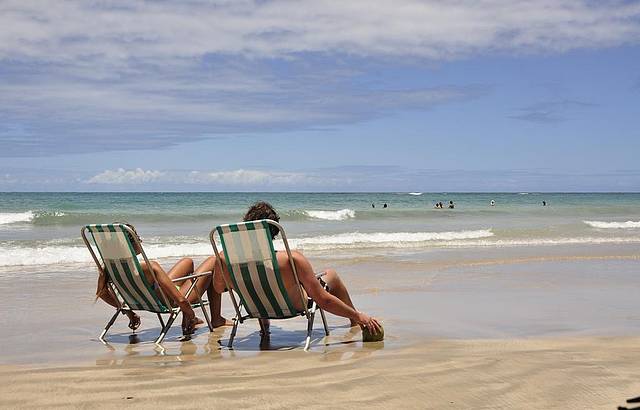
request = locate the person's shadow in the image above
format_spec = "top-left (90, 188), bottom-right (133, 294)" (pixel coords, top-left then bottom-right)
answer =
top-left (618, 395), bottom-right (640, 410)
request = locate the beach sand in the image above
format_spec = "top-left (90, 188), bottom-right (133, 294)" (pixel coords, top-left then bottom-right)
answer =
top-left (1, 337), bottom-right (639, 409)
top-left (1, 244), bottom-right (639, 408)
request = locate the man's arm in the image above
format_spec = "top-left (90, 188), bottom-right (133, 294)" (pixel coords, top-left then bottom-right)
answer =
top-left (292, 252), bottom-right (381, 332)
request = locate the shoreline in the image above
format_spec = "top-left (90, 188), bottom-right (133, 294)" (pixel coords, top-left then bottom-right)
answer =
top-left (2, 247), bottom-right (640, 363)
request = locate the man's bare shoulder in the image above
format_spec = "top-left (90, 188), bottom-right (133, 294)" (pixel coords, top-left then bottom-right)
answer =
top-left (276, 249), bottom-right (307, 263)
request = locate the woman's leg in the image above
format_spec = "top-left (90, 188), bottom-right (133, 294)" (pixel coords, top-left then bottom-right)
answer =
top-left (97, 277), bottom-right (140, 330)
top-left (165, 258), bottom-right (210, 326)
top-left (195, 256), bottom-right (233, 327)
top-left (141, 260), bottom-right (198, 334)
top-left (166, 258), bottom-right (204, 301)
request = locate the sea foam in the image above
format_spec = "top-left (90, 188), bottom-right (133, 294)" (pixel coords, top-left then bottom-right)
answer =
top-left (0, 230), bottom-right (492, 267)
top-left (584, 220), bottom-right (640, 229)
top-left (4, 231), bottom-right (640, 268)
top-left (304, 209), bottom-right (356, 221)
top-left (0, 211), bottom-right (35, 225)
top-left (0, 242), bottom-right (214, 268)
top-left (289, 229), bottom-right (494, 248)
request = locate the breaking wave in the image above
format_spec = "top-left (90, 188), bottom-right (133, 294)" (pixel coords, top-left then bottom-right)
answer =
top-left (290, 229), bottom-right (494, 248)
top-left (0, 211), bottom-right (36, 225)
top-left (0, 211), bottom-right (68, 226)
top-left (584, 220), bottom-right (640, 229)
top-left (4, 230), bottom-right (640, 268)
top-left (303, 209), bottom-right (356, 221)
top-left (0, 229), bottom-right (492, 267)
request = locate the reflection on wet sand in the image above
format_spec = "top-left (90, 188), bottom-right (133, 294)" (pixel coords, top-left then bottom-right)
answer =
top-left (93, 321), bottom-right (388, 368)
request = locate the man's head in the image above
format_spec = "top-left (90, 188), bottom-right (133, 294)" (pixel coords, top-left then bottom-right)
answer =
top-left (244, 201), bottom-right (280, 239)
top-left (117, 222), bottom-right (143, 255)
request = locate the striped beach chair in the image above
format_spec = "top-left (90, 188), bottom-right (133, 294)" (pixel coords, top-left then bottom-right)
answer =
top-left (210, 219), bottom-right (329, 351)
top-left (81, 223), bottom-right (213, 344)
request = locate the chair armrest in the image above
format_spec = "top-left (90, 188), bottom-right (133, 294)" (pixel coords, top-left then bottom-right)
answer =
top-left (171, 271), bottom-right (213, 282)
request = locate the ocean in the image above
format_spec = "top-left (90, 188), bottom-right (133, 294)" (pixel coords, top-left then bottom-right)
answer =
top-left (1, 192), bottom-right (639, 272)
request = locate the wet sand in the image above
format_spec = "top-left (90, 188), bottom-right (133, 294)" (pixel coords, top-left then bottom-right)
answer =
top-left (1, 337), bottom-right (639, 409)
top-left (1, 244), bottom-right (639, 408)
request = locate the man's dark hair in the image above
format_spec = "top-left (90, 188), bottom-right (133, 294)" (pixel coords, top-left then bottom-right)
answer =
top-left (244, 201), bottom-right (280, 238)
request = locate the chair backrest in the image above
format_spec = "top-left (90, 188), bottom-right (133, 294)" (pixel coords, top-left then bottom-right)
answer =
top-left (83, 224), bottom-right (170, 313)
top-left (214, 220), bottom-right (302, 319)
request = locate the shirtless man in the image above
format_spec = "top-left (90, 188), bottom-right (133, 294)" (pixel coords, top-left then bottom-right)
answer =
top-left (199, 201), bottom-right (382, 335)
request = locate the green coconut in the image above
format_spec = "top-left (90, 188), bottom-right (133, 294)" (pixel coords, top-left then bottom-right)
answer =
top-left (362, 325), bottom-right (384, 342)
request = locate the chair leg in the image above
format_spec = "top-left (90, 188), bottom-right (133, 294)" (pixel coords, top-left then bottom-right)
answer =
top-left (228, 317), bottom-right (239, 348)
top-left (304, 312), bottom-right (316, 351)
top-left (99, 308), bottom-right (122, 343)
top-left (197, 294), bottom-right (213, 332)
top-left (155, 312), bottom-right (178, 345)
top-left (318, 282), bottom-right (330, 336)
top-left (319, 308), bottom-right (330, 336)
top-left (157, 313), bottom-right (165, 329)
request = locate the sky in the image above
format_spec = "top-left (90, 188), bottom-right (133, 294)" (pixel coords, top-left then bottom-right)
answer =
top-left (0, 0), bottom-right (639, 192)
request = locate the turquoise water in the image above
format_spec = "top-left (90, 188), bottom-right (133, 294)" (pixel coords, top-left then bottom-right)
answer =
top-left (1, 192), bottom-right (639, 269)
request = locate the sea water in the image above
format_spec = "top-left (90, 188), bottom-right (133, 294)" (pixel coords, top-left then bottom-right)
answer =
top-left (1, 192), bottom-right (639, 271)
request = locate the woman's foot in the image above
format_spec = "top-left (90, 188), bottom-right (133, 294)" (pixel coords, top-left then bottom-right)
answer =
top-left (212, 317), bottom-right (234, 328)
top-left (123, 310), bottom-right (141, 332)
top-left (179, 301), bottom-right (198, 335)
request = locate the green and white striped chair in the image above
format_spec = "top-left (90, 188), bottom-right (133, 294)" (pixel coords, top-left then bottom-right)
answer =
top-left (81, 223), bottom-right (213, 345)
top-left (210, 219), bottom-right (329, 351)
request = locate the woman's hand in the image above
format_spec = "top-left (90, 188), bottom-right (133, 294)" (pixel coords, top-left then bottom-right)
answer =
top-left (355, 312), bottom-right (382, 334)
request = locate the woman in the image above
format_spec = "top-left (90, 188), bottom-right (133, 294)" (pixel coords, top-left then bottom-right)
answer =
top-left (95, 223), bottom-right (228, 335)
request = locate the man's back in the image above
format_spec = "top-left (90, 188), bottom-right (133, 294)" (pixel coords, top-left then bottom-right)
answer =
top-left (214, 250), bottom-right (313, 313)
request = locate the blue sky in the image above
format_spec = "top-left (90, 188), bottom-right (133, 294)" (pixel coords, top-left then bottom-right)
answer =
top-left (1, 0), bottom-right (639, 191)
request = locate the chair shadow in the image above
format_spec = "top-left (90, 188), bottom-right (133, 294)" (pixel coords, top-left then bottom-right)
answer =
top-left (220, 322), bottom-right (384, 353)
top-left (95, 316), bottom-right (384, 363)
top-left (618, 396), bottom-right (640, 410)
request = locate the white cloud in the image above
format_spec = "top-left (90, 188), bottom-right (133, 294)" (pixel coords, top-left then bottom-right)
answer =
top-left (0, 1), bottom-right (638, 156)
top-left (49, 166), bottom-right (640, 191)
top-left (87, 168), bottom-right (165, 184)
top-left (186, 169), bottom-right (311, 185)
top-left (1, 1), bottom-right (638, 62)
top-left (85, 168), bottom-right (333, 187)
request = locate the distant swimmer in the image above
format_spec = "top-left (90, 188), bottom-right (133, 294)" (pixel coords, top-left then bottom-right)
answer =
top-left (490, 199), bottom-right (495, 206)
top-left (383, 203), bottom-right (388, 209)
top-left (438, 201), bottom-right (444, 209)
top-left (434, 202), bottom-right (441, 209)
top-left (542, 200), bottom-right (547, 206)
top-left (371, 203), bottom-right (375, 208)
top-left (448, 200), bottom-right (455, 209)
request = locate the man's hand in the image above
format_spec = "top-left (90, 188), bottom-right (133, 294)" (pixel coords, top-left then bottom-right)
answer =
top-left (355, 312), bottom-right (382, 334)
